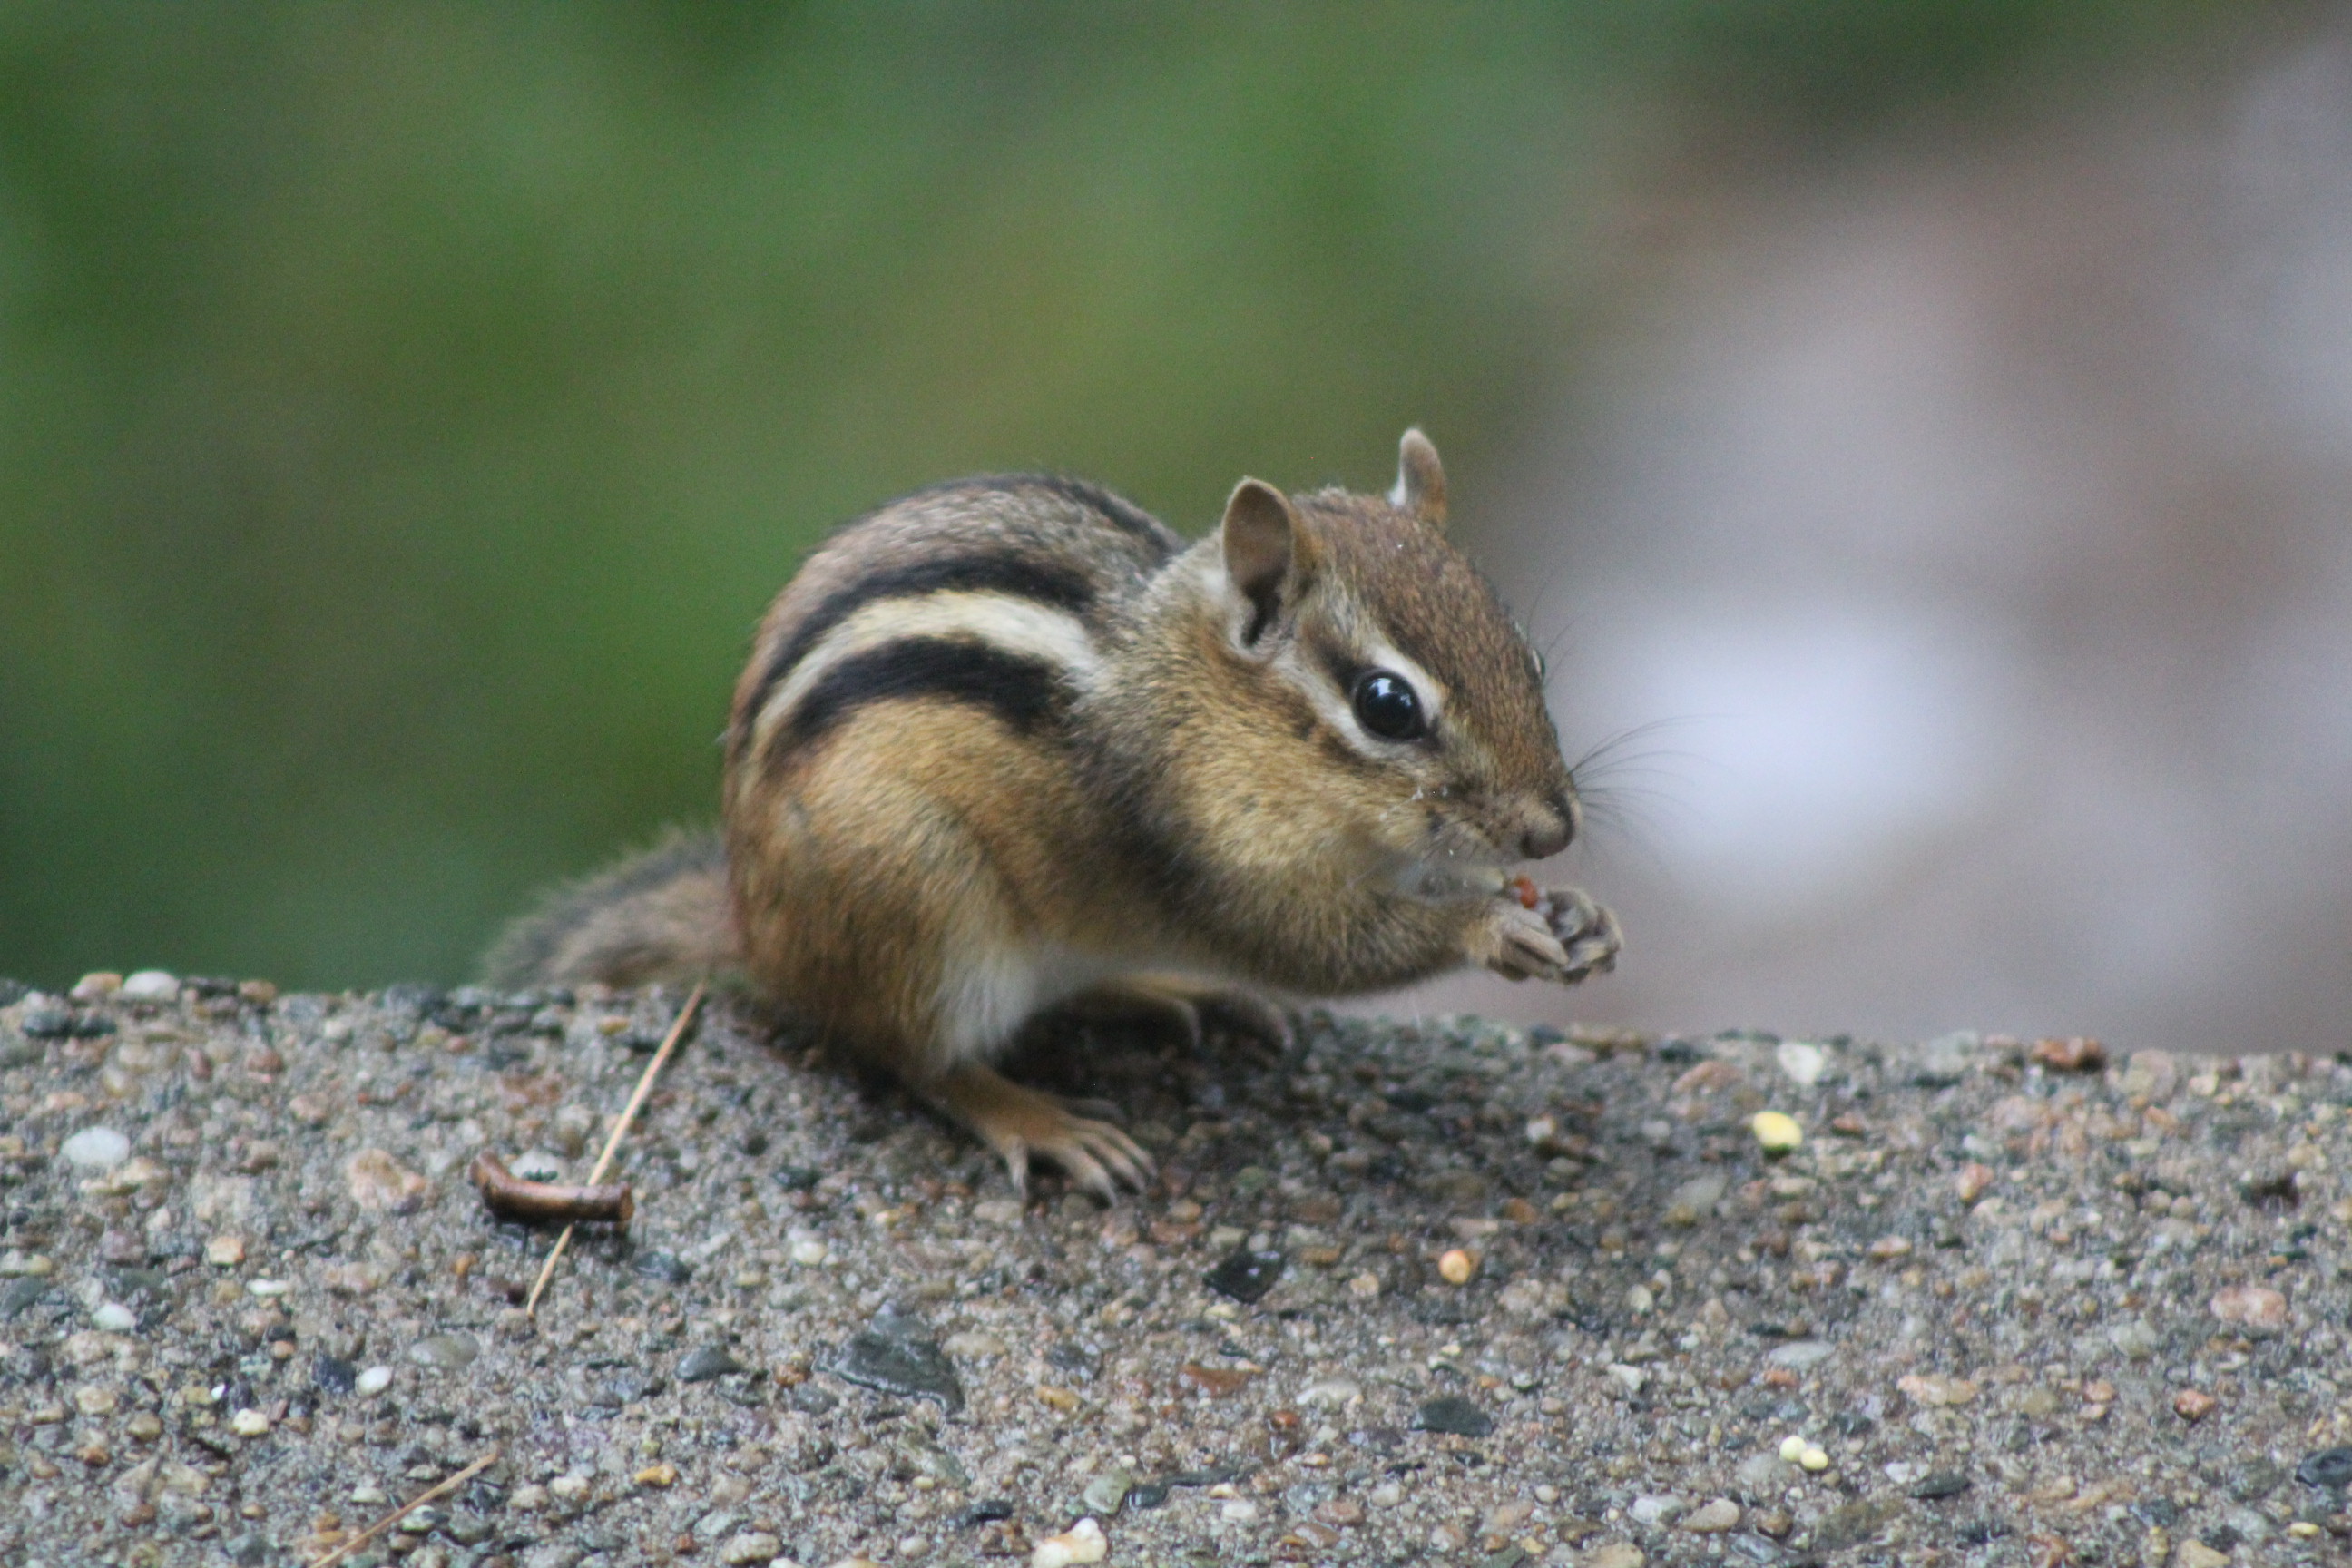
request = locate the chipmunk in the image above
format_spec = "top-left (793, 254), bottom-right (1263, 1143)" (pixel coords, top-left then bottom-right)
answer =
top-left (489, 431), bottom-right (1619, 1196)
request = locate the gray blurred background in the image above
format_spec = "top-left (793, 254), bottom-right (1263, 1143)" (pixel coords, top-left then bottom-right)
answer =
top-left (5, 2), bottom-right (2345, 1054)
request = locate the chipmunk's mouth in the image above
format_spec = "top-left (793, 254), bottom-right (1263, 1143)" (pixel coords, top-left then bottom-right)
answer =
top-left (1389, 854), bottom-right (1516, 904)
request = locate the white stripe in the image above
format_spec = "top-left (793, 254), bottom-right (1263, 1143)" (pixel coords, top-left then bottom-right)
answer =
top-left (751, 592), bottom-right (1100, 756)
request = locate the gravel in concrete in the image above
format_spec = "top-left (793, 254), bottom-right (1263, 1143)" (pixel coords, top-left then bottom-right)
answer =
top-left (0, 978), bottom-right (2347, 1566)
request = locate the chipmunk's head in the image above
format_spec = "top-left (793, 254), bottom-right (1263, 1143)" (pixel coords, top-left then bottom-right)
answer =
top-left (1203, 429), bottom-right (1578, 897)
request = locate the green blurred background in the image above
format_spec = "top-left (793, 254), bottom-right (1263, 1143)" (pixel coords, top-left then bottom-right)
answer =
top-left (0, 1), bottom-right (2238, 990)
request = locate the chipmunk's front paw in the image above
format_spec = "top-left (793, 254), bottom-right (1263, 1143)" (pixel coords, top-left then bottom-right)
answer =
top-left (1473, 884), bottom-right (1622, 985)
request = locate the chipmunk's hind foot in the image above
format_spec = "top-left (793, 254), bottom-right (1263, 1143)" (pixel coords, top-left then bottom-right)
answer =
top-left (934, 1063), bottom-right (1153, 1201)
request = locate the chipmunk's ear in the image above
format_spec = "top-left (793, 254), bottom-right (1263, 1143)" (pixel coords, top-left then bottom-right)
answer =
top-left (1390, 427), bottom-right (1447, 532)
top-left (1220, 477), bottom-right (1314, 648)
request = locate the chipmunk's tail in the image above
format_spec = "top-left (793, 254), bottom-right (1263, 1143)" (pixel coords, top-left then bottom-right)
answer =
top-left (484, 827), bottom-right (740, 989)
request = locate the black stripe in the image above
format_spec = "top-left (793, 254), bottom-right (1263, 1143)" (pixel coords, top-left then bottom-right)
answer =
top-left (873, 473), bottom-right (1181, 554)
top-left (773, 637), bottom-right (1069, 762)
top-left (1016, 474), bottom-right (1181, 551)
top-left (741, 554), bottom-right (1094, 750)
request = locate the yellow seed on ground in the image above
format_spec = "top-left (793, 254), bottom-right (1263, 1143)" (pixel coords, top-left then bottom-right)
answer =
top-left (1779, 1436), bottom-right (1808, 1462)
top-left (1799, 1446), bottom-right (1829, 1472)
top-left (1437, 1249), bottom-right (1478, 1285)
top-left (1750, 1112), bottom-right (1804, 1154)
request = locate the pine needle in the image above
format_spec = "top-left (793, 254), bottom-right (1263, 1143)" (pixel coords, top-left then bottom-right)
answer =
top-left (308, 1446), bottom-right (501, 1568)
top-left (524, 979), bottom-right (705, 1317)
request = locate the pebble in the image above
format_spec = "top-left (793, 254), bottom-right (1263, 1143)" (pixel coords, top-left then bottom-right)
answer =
top-left (92, 1302), bottom-right (136, 1333)
top-left (2210, 1283), bottom-right (2288, 1333)
top-left (632, 1464), bottom-right (678, 1488)
top-left (229, 1408), bottom-right (270, 1436)
top-left (2172, 1388), bottom-right (2217, 1422)
top-left (1954, 1162), bottom-right (1998, 1203)
top-left (1204, 1248), bottom-right (1286, 1303)
top-left (356, 1366), bottom-right (393, 1396)
top-left (1629, 1494), bottom-right (1683, 1525)
top-left (678, 1346), bottom-right (746, 1383)
top-left (830, 1310), bottom-right (965, 1412)
top-left (2172, 1544), bottom-right (2229, 1568)
top-left (1081, 1468), bottom-right (1132, 1514)
top-left (1578, 1548), bottom-right (1645, 1568)
top-left (1775, 1042), bottom-right (1827, 1085)
top-left (71, 972), bottom-right (122, 1001)
top-left (634, 1250), bottom-right (692, 1285)
top-left (345, 1148), bottom-right (430, 1214)
top-left (75, 1385), bottom-right (119, 1416)
top-left (61, 1127), bottom-right (132, 1171)
top-left (719, 1531), bottom-right (782, 1565)
top-left (1766, 1339), bottom-right (1834, 1371)
top-left (942, 1330), bottom-right (1008, 1359)
top-left (1436, 1248), bottom-right (1478, 1285)
top-left (1750, 1112), bottom-right (1803, 1154)
top-left (408, 1332), bottom-right (479, 1370)
top-left (204, 1236), bottom-right (246, 1267)
top-left (1414, 1395), bottom-right (1494, 1436)
top-left (2296, 1448), bottom-right (2352, 1490)
top-left (2031, 1035), bottom-right (2106, 1073)
top-left (314, 1357), bottom-right (358, 1394)
top-left (1664, 1172), bottom-right (1728, 1225)
top-left (125, 1412), bottom-right (162, 1440)
top-left (1300, 1376), bottom-right (1361, 1406)
top-left (1030, 1517), bottom-right (1107, 1568)
top-left (1907, 1471), bottom-right (1970, 1499)
top-left (118, 971), bottom-right (181, 1004)
top-left (1896, 1373), bottom-right (1977, 1406)
top-left (548, 1473), bottom-right (592, 1503)
top-left (15, 1003), bottom-right (74, 1038)
top-left (1681, 1497), bottom-right (1740, 1532)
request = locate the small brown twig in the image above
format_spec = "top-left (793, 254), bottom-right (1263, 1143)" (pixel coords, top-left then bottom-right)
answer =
top-left (524, 980), bottom-right (704, 1317)
top-left (308, 1446), bottom-right (500, 1568)
top-left (470, 1152), bottom-right (633, 1227)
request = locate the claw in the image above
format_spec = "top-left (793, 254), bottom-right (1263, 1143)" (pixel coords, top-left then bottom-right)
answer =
top-left (1200, 991), bottom-right (1295, 1052)
top-left (934, 1062), bottom-right (1156, 1200)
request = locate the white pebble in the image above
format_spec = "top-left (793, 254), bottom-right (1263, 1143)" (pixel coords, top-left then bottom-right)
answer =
top-left (789, 1238), bottom-right (829, 1268)
top-left (92, 1302), bottom-right (137, 1333)
top-left (355, 1366), bottom-right (393, 1396)
top-left (119, 970), bottom-right (181, 1004)
top-left (246, 1279), bottom-right (290, 1298)
top-left (61, 1128), bottom-right (132, 1171)
top-left (1776, 1041), bottom-right (1827, 1085)
top-left (229, 1407), bottom-right (271, 1436)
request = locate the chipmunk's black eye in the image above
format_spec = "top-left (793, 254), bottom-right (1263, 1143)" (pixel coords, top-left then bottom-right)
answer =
top-left (1351, 670), bottom-right (1426, 741)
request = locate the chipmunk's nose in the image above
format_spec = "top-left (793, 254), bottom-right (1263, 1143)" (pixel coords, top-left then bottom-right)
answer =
top-left (1517, 793), bottom-right (1577, 859)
